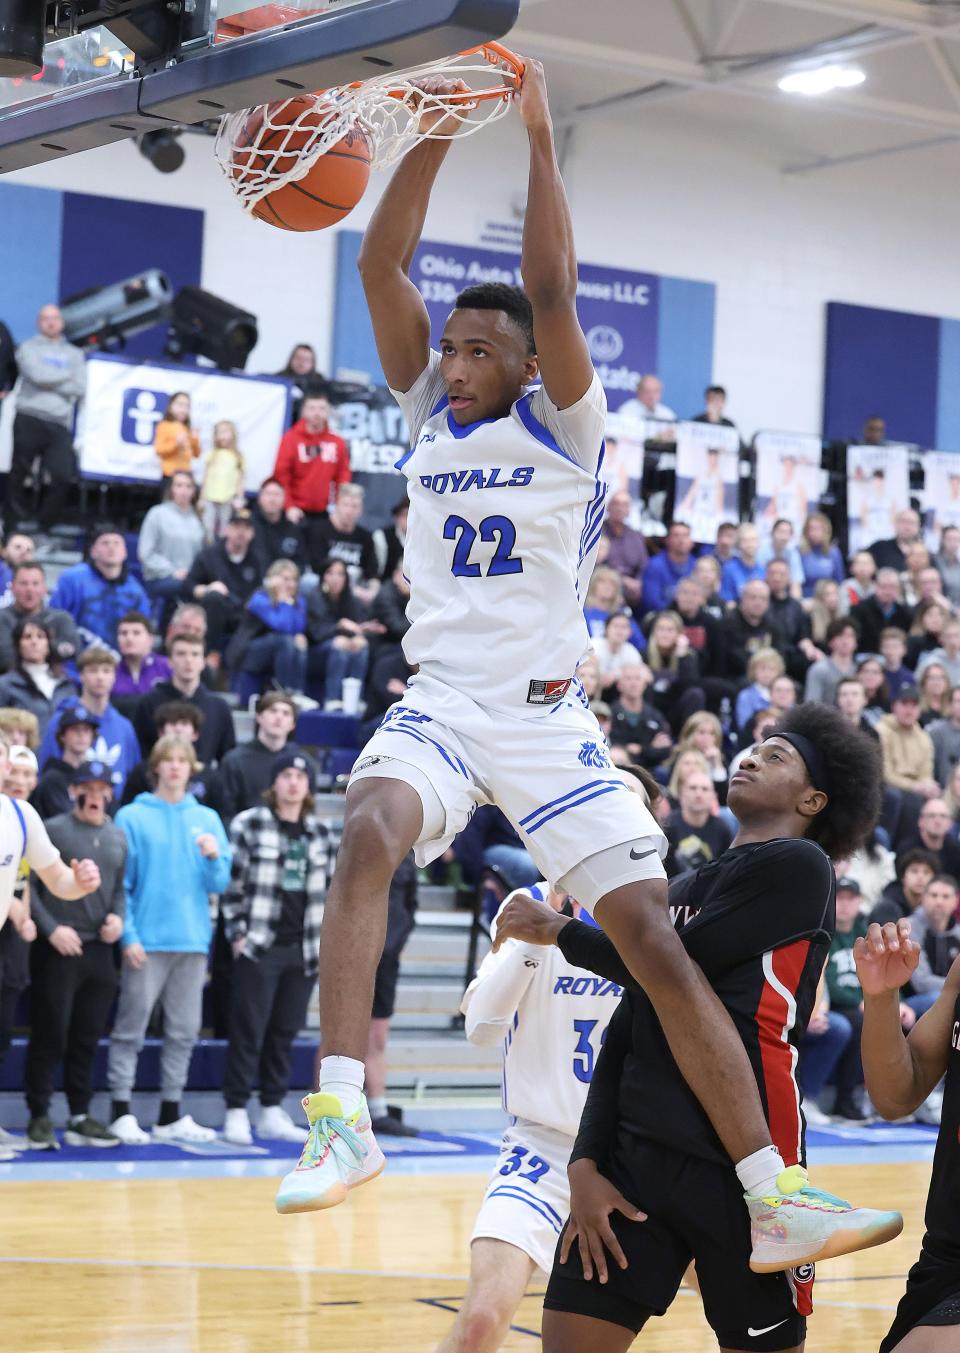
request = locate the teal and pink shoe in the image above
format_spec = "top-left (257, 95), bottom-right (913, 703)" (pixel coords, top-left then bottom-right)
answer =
top-left (275, 1092), bottom-right (386, 1214)
top-left (747, 1164), bottom-right (903, 1272)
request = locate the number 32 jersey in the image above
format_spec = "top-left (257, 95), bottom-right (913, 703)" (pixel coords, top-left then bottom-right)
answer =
top-left (462, 884), bottom-right (625, 1138)
top-left (391, 353), bottom-right (608, 711)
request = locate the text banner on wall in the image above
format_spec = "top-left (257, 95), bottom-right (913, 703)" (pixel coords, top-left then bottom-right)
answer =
top-left (334, 232), bottom-right (714, 420)
top-left (333, 393), bottom-right (409, 526)
top-left (753, 431), bottom-right (823, 540)
top-left (77, 355), bottom-right (291, 490)
top-left (411, 242), bottom-right (659, 413)
top-left (846, 443), bottom-right (911, 554)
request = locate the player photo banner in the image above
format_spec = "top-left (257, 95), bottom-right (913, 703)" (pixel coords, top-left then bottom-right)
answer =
top-left (673, 422), bottom-right (740, 544)
top-left (922, 450), bottom-right (960, 548)
top-left (753, 431), bottom-right (823, 540)
top-left (847, 443), bottom-right (911, 554)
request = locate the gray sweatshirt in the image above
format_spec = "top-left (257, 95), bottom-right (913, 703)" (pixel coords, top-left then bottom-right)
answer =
top-left (928, 717), bottom-right (960, 787)
top-left (138, 501), bottom-right (206, 581)
top-left (908, 909), bottom-right (960, 994)
top-left (30, 812), bottom-right (127, 942)
top-left (15, 334), bottom-right (87, 427)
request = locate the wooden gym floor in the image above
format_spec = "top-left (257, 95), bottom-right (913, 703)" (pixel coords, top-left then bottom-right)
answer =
top-left (1, 1157), bottom-right (932, 1351)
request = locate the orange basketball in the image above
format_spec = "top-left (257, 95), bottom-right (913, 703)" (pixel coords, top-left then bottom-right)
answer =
top-left (233, 95), bottom-right (371, 232)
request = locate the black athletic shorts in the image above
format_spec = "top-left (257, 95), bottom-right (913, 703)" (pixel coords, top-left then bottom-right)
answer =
top-left (544, 1136), bottom-right (809, 1352)
top-left (371, 871), bottom-right (417, 1020)
top-left (880, 1242), bottom-right (960, 1353)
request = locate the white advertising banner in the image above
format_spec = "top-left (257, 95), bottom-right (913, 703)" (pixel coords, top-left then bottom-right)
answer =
top-left (75, 355), bottom-right (291, 490)
top-left (753, 430), bottom-right (823, 539)
top-left (847, 443), bottom-right (911, 554)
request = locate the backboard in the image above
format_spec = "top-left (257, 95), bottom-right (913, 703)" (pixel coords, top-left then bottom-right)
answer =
top-left (0, 0), bottom-right (520, 173)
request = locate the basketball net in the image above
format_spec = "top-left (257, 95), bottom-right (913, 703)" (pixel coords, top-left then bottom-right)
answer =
top-left (215, 42), bottom-right (524, 213)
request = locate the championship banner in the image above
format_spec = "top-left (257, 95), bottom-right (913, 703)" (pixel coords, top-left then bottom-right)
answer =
top-left (753, 431), bottom-right (823, 540)
top-left (922, 450), bottom-right (960, 547)
top-left (673, 421), bottom-right (740, 544)
top-left (76, 354), bottom-right (291, 490)
top-left (847, 443), bottom-right (911, 554)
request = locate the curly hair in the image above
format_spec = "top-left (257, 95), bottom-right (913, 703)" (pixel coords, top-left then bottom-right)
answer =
top-left (455, 283), bottom-right (535, 354)
top-left (773, 703), bottom-right (882, 861)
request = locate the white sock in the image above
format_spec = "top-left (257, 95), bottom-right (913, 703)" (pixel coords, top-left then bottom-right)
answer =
top-left (736, 1145), bottom-right (787, 1196)
top-left (367, 1095), bottom-right (388, 1121)
top-left (319, 1056), bottom-right (365, 1116)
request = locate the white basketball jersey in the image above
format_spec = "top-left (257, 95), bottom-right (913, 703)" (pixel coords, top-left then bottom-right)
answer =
top-left (391, 354), bottom-right (607, 711)
top-left (462, 882), bottom-right (625, 1138)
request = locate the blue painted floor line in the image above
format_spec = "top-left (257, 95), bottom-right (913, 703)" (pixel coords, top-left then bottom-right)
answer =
top-left (0, 1118), bottom-right (937, 1182)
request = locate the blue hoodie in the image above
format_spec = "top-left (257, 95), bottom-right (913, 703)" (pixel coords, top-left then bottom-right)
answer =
top-left (38, 698), bottom-right (141, 795)
top-left (116, 792), bottom-right (232, 952)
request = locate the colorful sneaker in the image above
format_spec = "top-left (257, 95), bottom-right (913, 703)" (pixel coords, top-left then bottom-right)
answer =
top-left (64, 1116), bottom-right (120, 1148)
top-left (275, 1093), bottom-right (385, 1214)
top-left (748, 1164), bottom-right (903, 1273)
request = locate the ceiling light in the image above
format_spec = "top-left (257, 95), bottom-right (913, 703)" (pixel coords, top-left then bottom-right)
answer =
top-left (778, 65), bottom-right (866, 96)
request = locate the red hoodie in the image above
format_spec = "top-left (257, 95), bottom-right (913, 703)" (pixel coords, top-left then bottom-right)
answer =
top-left (273, 418), bottom-right (351, 513)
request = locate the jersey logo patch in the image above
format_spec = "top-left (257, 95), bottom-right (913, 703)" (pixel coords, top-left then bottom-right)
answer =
top-left (527, 679), bottom-right (572, 705)
top-left (578, 740), bottom-right (611, 769)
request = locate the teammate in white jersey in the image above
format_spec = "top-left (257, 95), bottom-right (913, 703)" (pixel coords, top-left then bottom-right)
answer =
top-left (276, 62), bottom-right (887, 1271)
top-left (436, 880), bottom-right (623, 1353)
top-left (0, 737), bottom-right (101, 929)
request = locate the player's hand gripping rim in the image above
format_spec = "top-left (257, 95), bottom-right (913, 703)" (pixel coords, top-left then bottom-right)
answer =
top-left (853, 919), bottom-right (921, 998)
top-left (561, 1159), bottom-right (646, 1284)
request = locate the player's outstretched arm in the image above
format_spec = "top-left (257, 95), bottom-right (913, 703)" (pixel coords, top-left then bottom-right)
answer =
top-left (517, 61), bottom-right (593, 411)
top-left (856, 920), bottom-right (956, 1119)
top-left (35, 856), bottom-right (102, 901)
top-left (357, 82), bottom-right (466, 392)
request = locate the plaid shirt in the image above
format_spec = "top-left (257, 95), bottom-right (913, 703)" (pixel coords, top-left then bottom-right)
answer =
top-left (223, 805), bottom-right (329, 973)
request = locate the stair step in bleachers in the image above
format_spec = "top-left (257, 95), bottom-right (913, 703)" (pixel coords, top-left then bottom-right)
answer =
top-left (0, 1032), bottom-right (501, 1095)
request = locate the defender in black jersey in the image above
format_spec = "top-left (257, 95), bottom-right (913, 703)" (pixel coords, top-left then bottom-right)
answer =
top-left (494, 704), bottom-right (902, 1351)
top-left (857, 920), bottom-right (960, 1353)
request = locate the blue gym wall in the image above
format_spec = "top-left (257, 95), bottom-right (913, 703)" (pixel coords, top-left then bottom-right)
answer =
top-left (824, 300), bottom-right (960, 449)
top-left (0, 182), bottom-right (204, 359)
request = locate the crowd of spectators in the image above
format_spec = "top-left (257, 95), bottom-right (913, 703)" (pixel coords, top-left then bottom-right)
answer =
top-left (0, 323), bottom-right (953, 1138)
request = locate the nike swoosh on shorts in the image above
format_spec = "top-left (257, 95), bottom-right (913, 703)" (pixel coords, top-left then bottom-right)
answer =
top-left (629, 846), bottom-right (657, 861)
top-left (747, 1320), bottom-right (788, 1337)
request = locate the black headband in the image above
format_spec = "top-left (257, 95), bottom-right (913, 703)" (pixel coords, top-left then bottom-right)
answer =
top-left (764, 730), bottom-right (829, 796)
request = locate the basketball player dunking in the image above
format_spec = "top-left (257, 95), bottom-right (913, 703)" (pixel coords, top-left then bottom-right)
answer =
top-left (276, 61), bottom-right (896, 1270)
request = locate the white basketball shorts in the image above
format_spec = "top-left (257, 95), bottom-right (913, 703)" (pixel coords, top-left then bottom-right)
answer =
top-left (348, 671), bottom-right (666, 888)
top-left (471, 1120), bottom-right (574, 1274)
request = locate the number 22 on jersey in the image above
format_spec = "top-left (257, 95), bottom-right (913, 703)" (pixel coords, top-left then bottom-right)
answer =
top-left (443, 514), bottom-right (523, 578)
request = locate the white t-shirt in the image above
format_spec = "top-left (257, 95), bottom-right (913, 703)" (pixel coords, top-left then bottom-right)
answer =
top-left (391, 354), bottom-right (608, 710)
top-left (592, 638), bottom-right (643, 682)
top-left (0, 795), bottom-right (60, 927)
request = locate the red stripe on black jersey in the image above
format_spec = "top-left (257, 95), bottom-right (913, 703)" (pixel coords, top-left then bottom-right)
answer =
top-left (755, 940), bottom-right (811, 1167)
